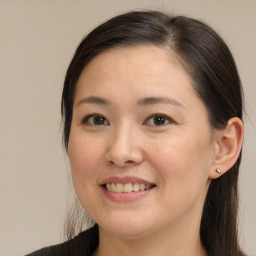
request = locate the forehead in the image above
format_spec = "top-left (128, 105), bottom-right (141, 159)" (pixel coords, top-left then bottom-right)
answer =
top-left (87, 45), bottom-right (182, 73)
top-left (75, 45), bottom-right (195, 96)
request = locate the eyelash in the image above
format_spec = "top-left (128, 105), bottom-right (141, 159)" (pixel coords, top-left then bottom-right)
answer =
top-left (144, 113), bottom-right (174, 126)
top-left (81, 113), bottom-right (174, 127)
top-left (81, 113), bottom-right (109, 126)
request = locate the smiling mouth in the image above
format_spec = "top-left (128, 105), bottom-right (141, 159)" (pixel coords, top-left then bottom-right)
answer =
top-left (103, 183), bottom-right (156, 193)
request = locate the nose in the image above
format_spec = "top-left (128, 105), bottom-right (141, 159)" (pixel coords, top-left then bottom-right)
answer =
top-left (105, 125), bottom-right (143, 167)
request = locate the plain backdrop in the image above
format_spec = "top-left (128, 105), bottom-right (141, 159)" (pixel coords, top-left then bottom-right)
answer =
top-left (1, 1), bottom-right (255, 255)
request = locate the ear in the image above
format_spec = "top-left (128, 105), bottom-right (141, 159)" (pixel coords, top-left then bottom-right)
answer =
top-left (209, 117), bottom-right (244, 179)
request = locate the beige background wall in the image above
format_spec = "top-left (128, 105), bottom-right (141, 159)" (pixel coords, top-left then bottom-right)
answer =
top-left (1, 1), bottom-right (255, 255)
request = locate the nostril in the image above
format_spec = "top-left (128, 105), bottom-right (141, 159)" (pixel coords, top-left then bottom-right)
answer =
top-left (125, 160), bottom-right (135, 164)
top-left (108, 159), bottom-right (136, 167)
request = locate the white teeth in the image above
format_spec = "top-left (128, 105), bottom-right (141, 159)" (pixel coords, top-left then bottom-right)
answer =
top-left (115, 183), bottom-right (123, 193)
top-left (123, 183), bottom-right (133, 193)
top-left (110, 183), bottom-right (115, 192)
top-left (133, 183), bottom-right (140, 192)
top-left (105, 183), bottom-right (154, 193)
top-left (106, 183), bottom-right (111, 191)
top-left (139, 184), bottom-right (145, 191)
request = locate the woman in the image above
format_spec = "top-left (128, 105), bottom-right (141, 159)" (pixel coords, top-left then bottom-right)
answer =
top-left (27, 10), bottom-right (244, 256)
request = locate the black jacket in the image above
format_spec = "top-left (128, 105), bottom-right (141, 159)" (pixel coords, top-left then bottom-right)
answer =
top-left (25, 225), bottom-right (99, 256)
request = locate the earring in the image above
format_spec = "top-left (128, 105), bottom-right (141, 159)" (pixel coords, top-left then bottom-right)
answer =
top-left (216, 168), bottom-right (222, 174)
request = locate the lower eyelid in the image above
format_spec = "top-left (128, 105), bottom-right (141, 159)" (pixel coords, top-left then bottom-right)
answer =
top-left (81, 114), bottom-right (109, 125)
top-left (144, 114), bottom-right (174, 126)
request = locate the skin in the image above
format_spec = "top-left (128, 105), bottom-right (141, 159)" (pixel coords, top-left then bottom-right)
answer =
top-left (68, 45), bottom-right (242, 256)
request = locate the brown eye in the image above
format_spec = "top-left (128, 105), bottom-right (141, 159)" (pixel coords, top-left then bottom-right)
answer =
top-left (145, 114), bottom-right (173, 126)
top-left (82, 114), bottom-right (109, 126)
top-left (153, 116), bottom-right (167, 125)
top-left (92, 116), bottom-right (106, 125)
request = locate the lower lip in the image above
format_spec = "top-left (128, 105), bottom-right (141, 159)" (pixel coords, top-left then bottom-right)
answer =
top-left (100, 186), bottom-right (155, 203)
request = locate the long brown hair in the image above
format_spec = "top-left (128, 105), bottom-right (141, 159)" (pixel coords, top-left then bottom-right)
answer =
top-left (61, 10), bottom-right (244, 255)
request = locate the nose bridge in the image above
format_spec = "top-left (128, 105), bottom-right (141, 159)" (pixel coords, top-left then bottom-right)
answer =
top-left (106, 122), bottom-right (143, 166)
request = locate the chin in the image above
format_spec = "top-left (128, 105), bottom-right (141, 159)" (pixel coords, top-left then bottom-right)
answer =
top-left (103, 223), bottom-right (152, 239)
top-left (96, 211), bottom-right (156, 239)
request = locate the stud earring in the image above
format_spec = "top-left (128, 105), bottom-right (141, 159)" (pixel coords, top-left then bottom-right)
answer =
top-left (216, 168), bottom-right (222, 174)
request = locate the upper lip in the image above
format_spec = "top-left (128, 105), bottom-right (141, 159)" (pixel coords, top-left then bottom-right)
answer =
top-left (100, 176), bottom-right (155, 185)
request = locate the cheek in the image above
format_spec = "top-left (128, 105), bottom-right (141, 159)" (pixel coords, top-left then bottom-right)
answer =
top-left (147, 133), bottom-right (213, 193)
top-left (147, 136), bottom-right (212, 220)
top-left (68, 134), bottom-right (104, 186)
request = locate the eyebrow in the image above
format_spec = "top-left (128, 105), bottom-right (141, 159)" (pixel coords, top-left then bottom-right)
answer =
top-left (76, 96), bottom-right (111, 106)
top-left (76, 96), bottom-right (184, 109)
top-left (137, 96), bottom-right (185, 108)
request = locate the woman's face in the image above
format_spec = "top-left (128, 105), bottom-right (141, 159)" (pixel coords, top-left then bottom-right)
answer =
top-left (68, 46), bottom-right (217, 238)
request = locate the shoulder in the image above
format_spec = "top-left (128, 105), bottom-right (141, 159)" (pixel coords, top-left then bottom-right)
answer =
top-left (25, 243), bottom-right (63, 256)
top-left (25, 225), bottom-right (99, 256)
